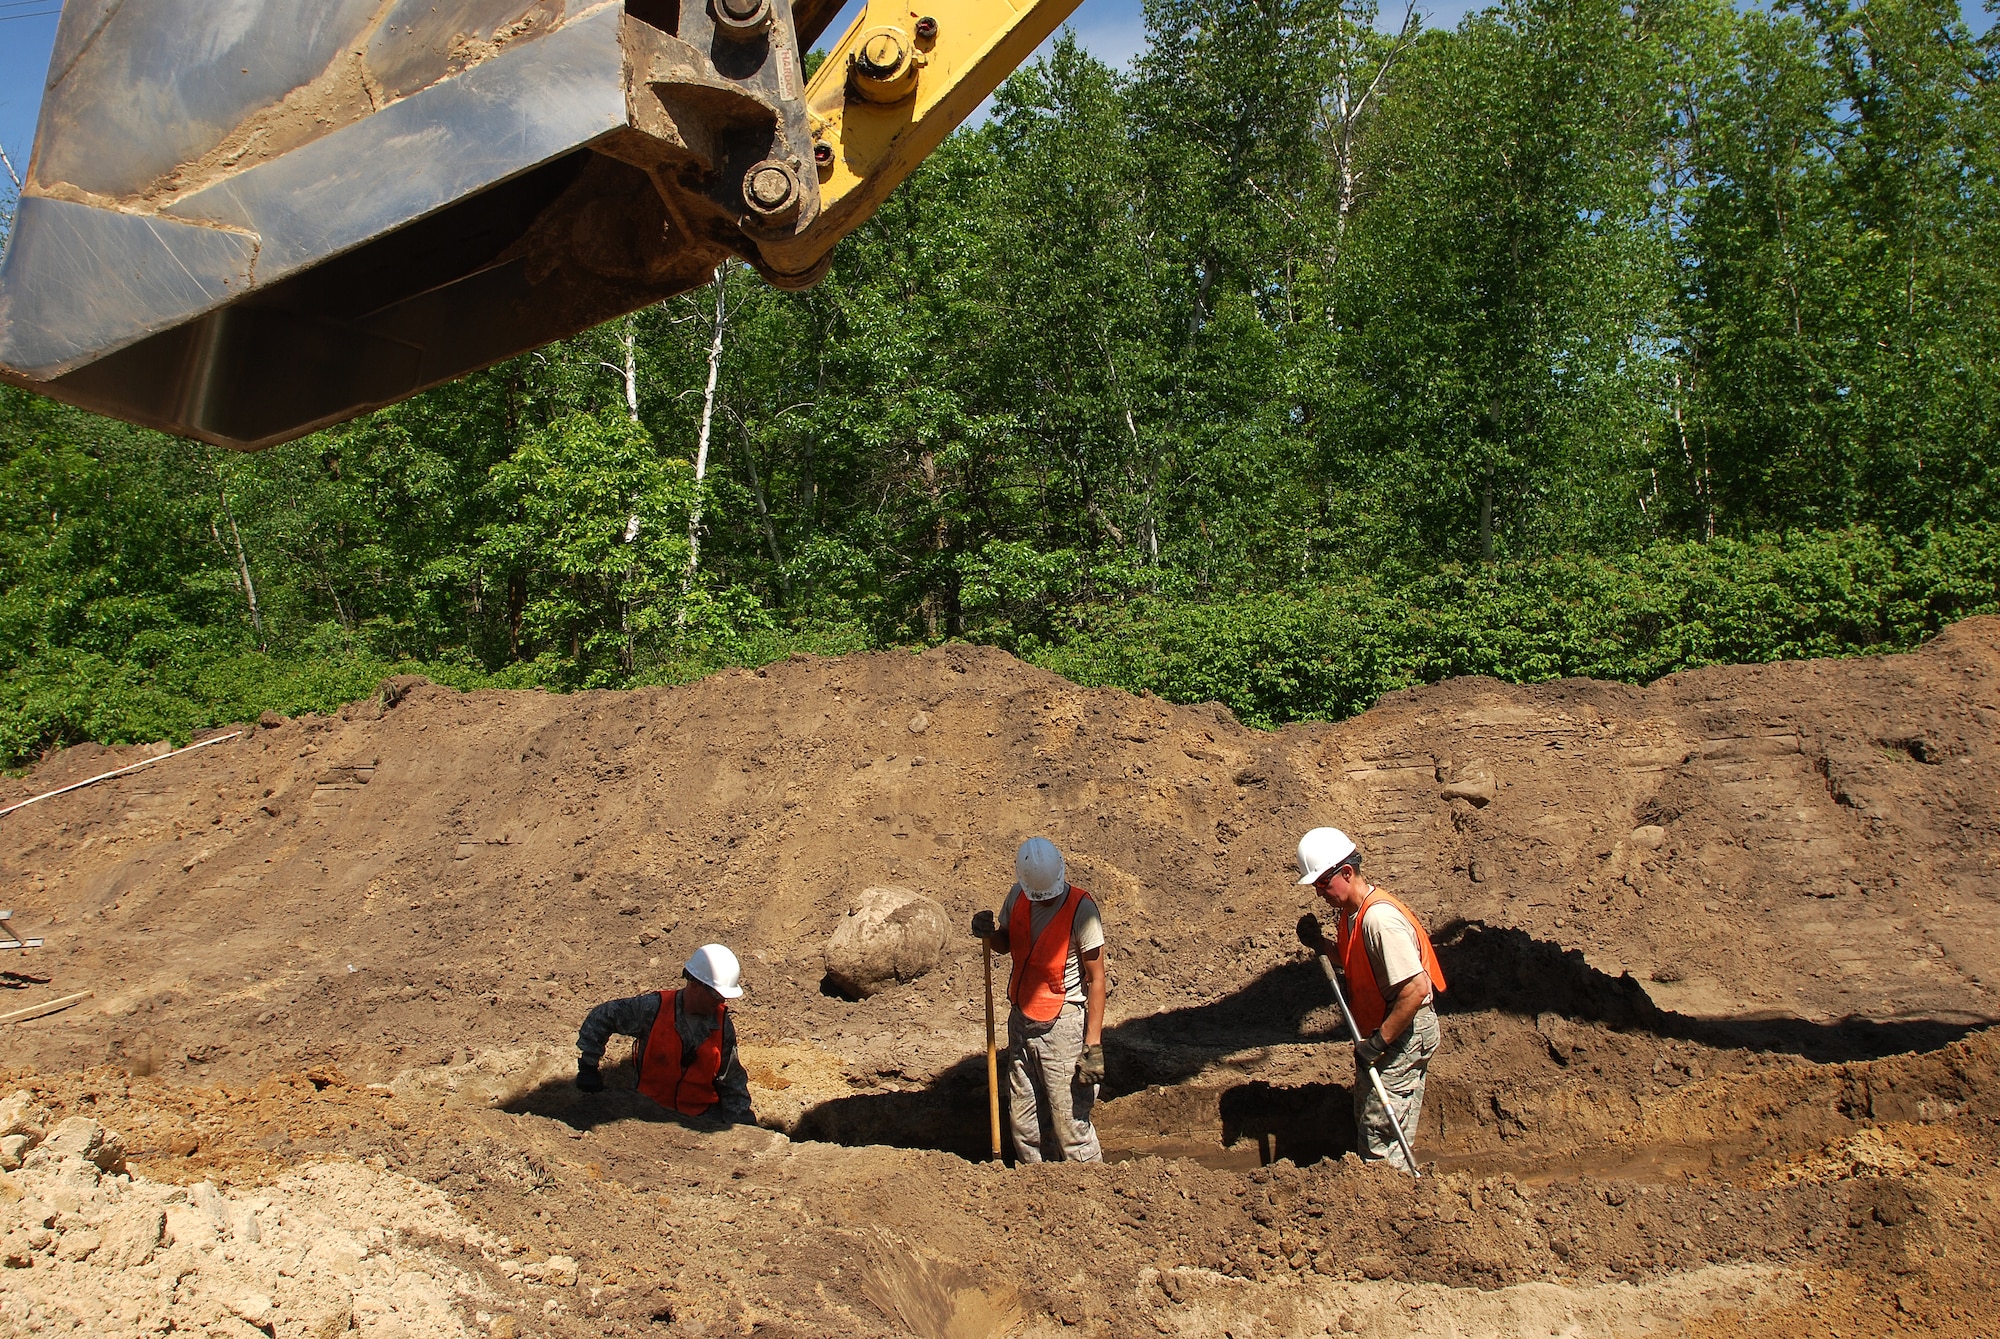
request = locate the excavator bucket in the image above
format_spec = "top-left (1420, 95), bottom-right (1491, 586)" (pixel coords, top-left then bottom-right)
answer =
top-left (0, 0), bottom-right (849, 449)
top-left (0, 0), bottom-right (1082, 449)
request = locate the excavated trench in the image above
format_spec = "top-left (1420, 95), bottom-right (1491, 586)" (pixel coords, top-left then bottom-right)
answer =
top-left (461, 921), bottom-right (2000, 1334)
top-left (516, 923), bottom-right (1986, 1183)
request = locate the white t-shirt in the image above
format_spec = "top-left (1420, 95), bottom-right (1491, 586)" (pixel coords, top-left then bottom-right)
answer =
top-left (996, 884), bottom-right (1105, 1005)
top-left (1352, 896), bottom-right (1433, 1004)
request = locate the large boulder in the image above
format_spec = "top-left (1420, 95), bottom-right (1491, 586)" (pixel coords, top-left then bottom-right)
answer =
top-left (823, 888), bottom-right (949, 999)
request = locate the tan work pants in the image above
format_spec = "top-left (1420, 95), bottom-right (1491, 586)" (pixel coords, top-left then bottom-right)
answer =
top-left (1006, 1001), bottom-right (1102, 1163)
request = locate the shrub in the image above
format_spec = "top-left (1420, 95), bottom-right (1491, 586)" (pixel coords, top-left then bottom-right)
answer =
top-left (1028, 525), bottom-right (2000, 726)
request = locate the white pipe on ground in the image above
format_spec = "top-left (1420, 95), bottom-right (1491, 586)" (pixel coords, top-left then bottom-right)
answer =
top-left (0, 732), bottom-right (242, 820)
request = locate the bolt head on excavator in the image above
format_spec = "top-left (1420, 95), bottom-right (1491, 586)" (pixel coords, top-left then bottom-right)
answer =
top-left (848, 26), bottom-right (920, 104)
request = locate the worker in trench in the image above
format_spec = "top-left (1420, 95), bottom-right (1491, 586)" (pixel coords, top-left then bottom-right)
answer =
top-left (1294, 828), bottom-right (1448, 1171)
top-left (572, 944), bottom-right (755, 1124)
top-left (971, 837), bottom-right (1108, 1163)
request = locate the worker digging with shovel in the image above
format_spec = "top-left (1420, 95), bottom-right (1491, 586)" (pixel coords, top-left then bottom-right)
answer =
top-left (1294, 828), bottom-right (1447, 1175)
top-left (971, 838), bottom-right (1107, 1164)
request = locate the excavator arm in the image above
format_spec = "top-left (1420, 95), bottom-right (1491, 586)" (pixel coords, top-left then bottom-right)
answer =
top-left (0, 0), bottom-right (1083, 450)
top-left (770, 0), bottom-right (1086, 279)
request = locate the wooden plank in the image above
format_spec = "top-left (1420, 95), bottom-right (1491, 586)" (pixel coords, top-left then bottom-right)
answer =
top-left (0, 732), bottom-right (240, 819)
top-left (0, 990), bottom-right (92, 1025)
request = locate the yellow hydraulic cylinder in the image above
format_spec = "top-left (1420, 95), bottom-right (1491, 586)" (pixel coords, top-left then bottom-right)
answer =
top-left (761, 0), bottom-right (1088, 281)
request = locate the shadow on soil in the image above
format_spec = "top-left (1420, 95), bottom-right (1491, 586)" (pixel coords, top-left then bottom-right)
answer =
top-left (1431, 920), bottom-right (1988, 1060)
top-left (504, 920), bottom-right (1992, 1165)
top-left (500, 1072), bottom-right (754, 1135)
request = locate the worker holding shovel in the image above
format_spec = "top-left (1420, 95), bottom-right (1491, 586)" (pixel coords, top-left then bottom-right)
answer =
top-left (970, 837), bottom-right (1107, 1164)
top-left (1294, 828), bottom-right (1447, 1175)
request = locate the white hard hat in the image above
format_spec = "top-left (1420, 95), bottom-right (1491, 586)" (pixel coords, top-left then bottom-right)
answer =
top-left (1296, 827), bottom-right (1359, 885)
top-left (1016, 837), bottom-right (1067, 902)
top-left (684, 943), bottom-right (744, 998)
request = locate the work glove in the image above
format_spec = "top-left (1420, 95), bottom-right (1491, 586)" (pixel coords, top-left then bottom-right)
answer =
top-left (1076, 1043), bottom-right (1106, 1086)
top-left (1296, 913), bottom-right (1325, 953)
top-left (575, 1060), bottom-right (605, 1093)
top-left (971, 909), bottom-right (997, 939)
top-left (1354, 1032), bottom-right (1388, 1069)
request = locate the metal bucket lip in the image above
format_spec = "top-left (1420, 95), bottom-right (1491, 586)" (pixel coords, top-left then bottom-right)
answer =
top-left (1, 5), bottom-right (629, 383)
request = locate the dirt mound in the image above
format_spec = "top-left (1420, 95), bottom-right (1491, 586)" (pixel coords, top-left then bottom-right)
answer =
top-left (0, 1100), bottom-right (490, 1339)
top-left (0, 621), bottom-right (1996, 1335)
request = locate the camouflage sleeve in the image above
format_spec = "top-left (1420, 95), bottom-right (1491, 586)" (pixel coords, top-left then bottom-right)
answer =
top-left (576, 992), bottom-right (661, 1066)
top-left (712, 1013), bottom-right (755, 1124)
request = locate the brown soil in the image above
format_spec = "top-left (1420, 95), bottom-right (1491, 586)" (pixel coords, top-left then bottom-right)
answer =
top-left (3, 619), bottom-right (1998, 1337)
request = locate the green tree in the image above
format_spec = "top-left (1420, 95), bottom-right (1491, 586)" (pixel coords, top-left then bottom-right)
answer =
top-left (478, 411), bottom-right (696, 684)
top-left (1324, 0), bottom-right (1677, 569)
top-left (1677, 0), bottom-right (2000, 534)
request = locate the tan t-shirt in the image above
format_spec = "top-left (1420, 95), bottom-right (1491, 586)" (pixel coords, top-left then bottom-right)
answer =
top-left (1353, 896), bottom-right (1434, 1004)
top-left (996, 884), bottom-right (1105, 1005)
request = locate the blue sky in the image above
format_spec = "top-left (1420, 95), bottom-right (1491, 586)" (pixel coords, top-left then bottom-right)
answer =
top-left (0, 1), bottom-right (62, 186)
top-left (0, 0), bottom-right (1990, 189)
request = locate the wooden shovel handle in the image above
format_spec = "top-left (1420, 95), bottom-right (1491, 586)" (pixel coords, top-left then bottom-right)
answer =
top-left (984, 941), bottom-right (1001, 1161)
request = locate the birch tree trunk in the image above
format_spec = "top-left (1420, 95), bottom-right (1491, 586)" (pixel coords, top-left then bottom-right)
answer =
top-left (618, 312), bottom-right (640, 670)
top-left (681, 268), bottom-right (727, 614)
top-left (1322, 1), bottom-right (1418, 274)
top-left (620, 314), bottom-right (640, 423)
top-left (197, 448), bottom-right (267, 647)
top-left (1101, 337), bottom-right (1159, 578)
top-left (607, 310), bottom-right (645, 542)
top-left (218, 480), bottom-right (266, 648)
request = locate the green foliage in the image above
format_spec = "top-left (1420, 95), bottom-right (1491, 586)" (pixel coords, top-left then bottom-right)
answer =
top-left (479, 410), bottom-right (696, 685)
top-left (1032, 526), bottom-right (2000, 726)
top-left (0, 649), bottom-right (495, 769)
top-left (1322, 0), bottom-right (1676, 566)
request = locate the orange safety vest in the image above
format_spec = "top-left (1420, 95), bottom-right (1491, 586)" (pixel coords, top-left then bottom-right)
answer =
top-left (636, 989), bottom-right (727, 1116)
top-left (1335, 889), bottom-right (1447, 1038)
top-left (1006, 885), bottom-right (1088, 1022)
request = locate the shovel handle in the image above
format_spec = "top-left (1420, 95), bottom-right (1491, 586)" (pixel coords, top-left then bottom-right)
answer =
top-left (984, 941), bottom-right (1002, 1161)
top-left (1314, 951), bottom-right (1421, 1180)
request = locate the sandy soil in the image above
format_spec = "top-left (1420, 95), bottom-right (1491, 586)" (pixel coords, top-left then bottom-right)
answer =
top-left (1, 619), bottom-right (1996, 1337)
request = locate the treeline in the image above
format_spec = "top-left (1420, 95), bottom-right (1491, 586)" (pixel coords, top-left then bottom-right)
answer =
top-left (3, 0), bottom-right (1998, 763)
